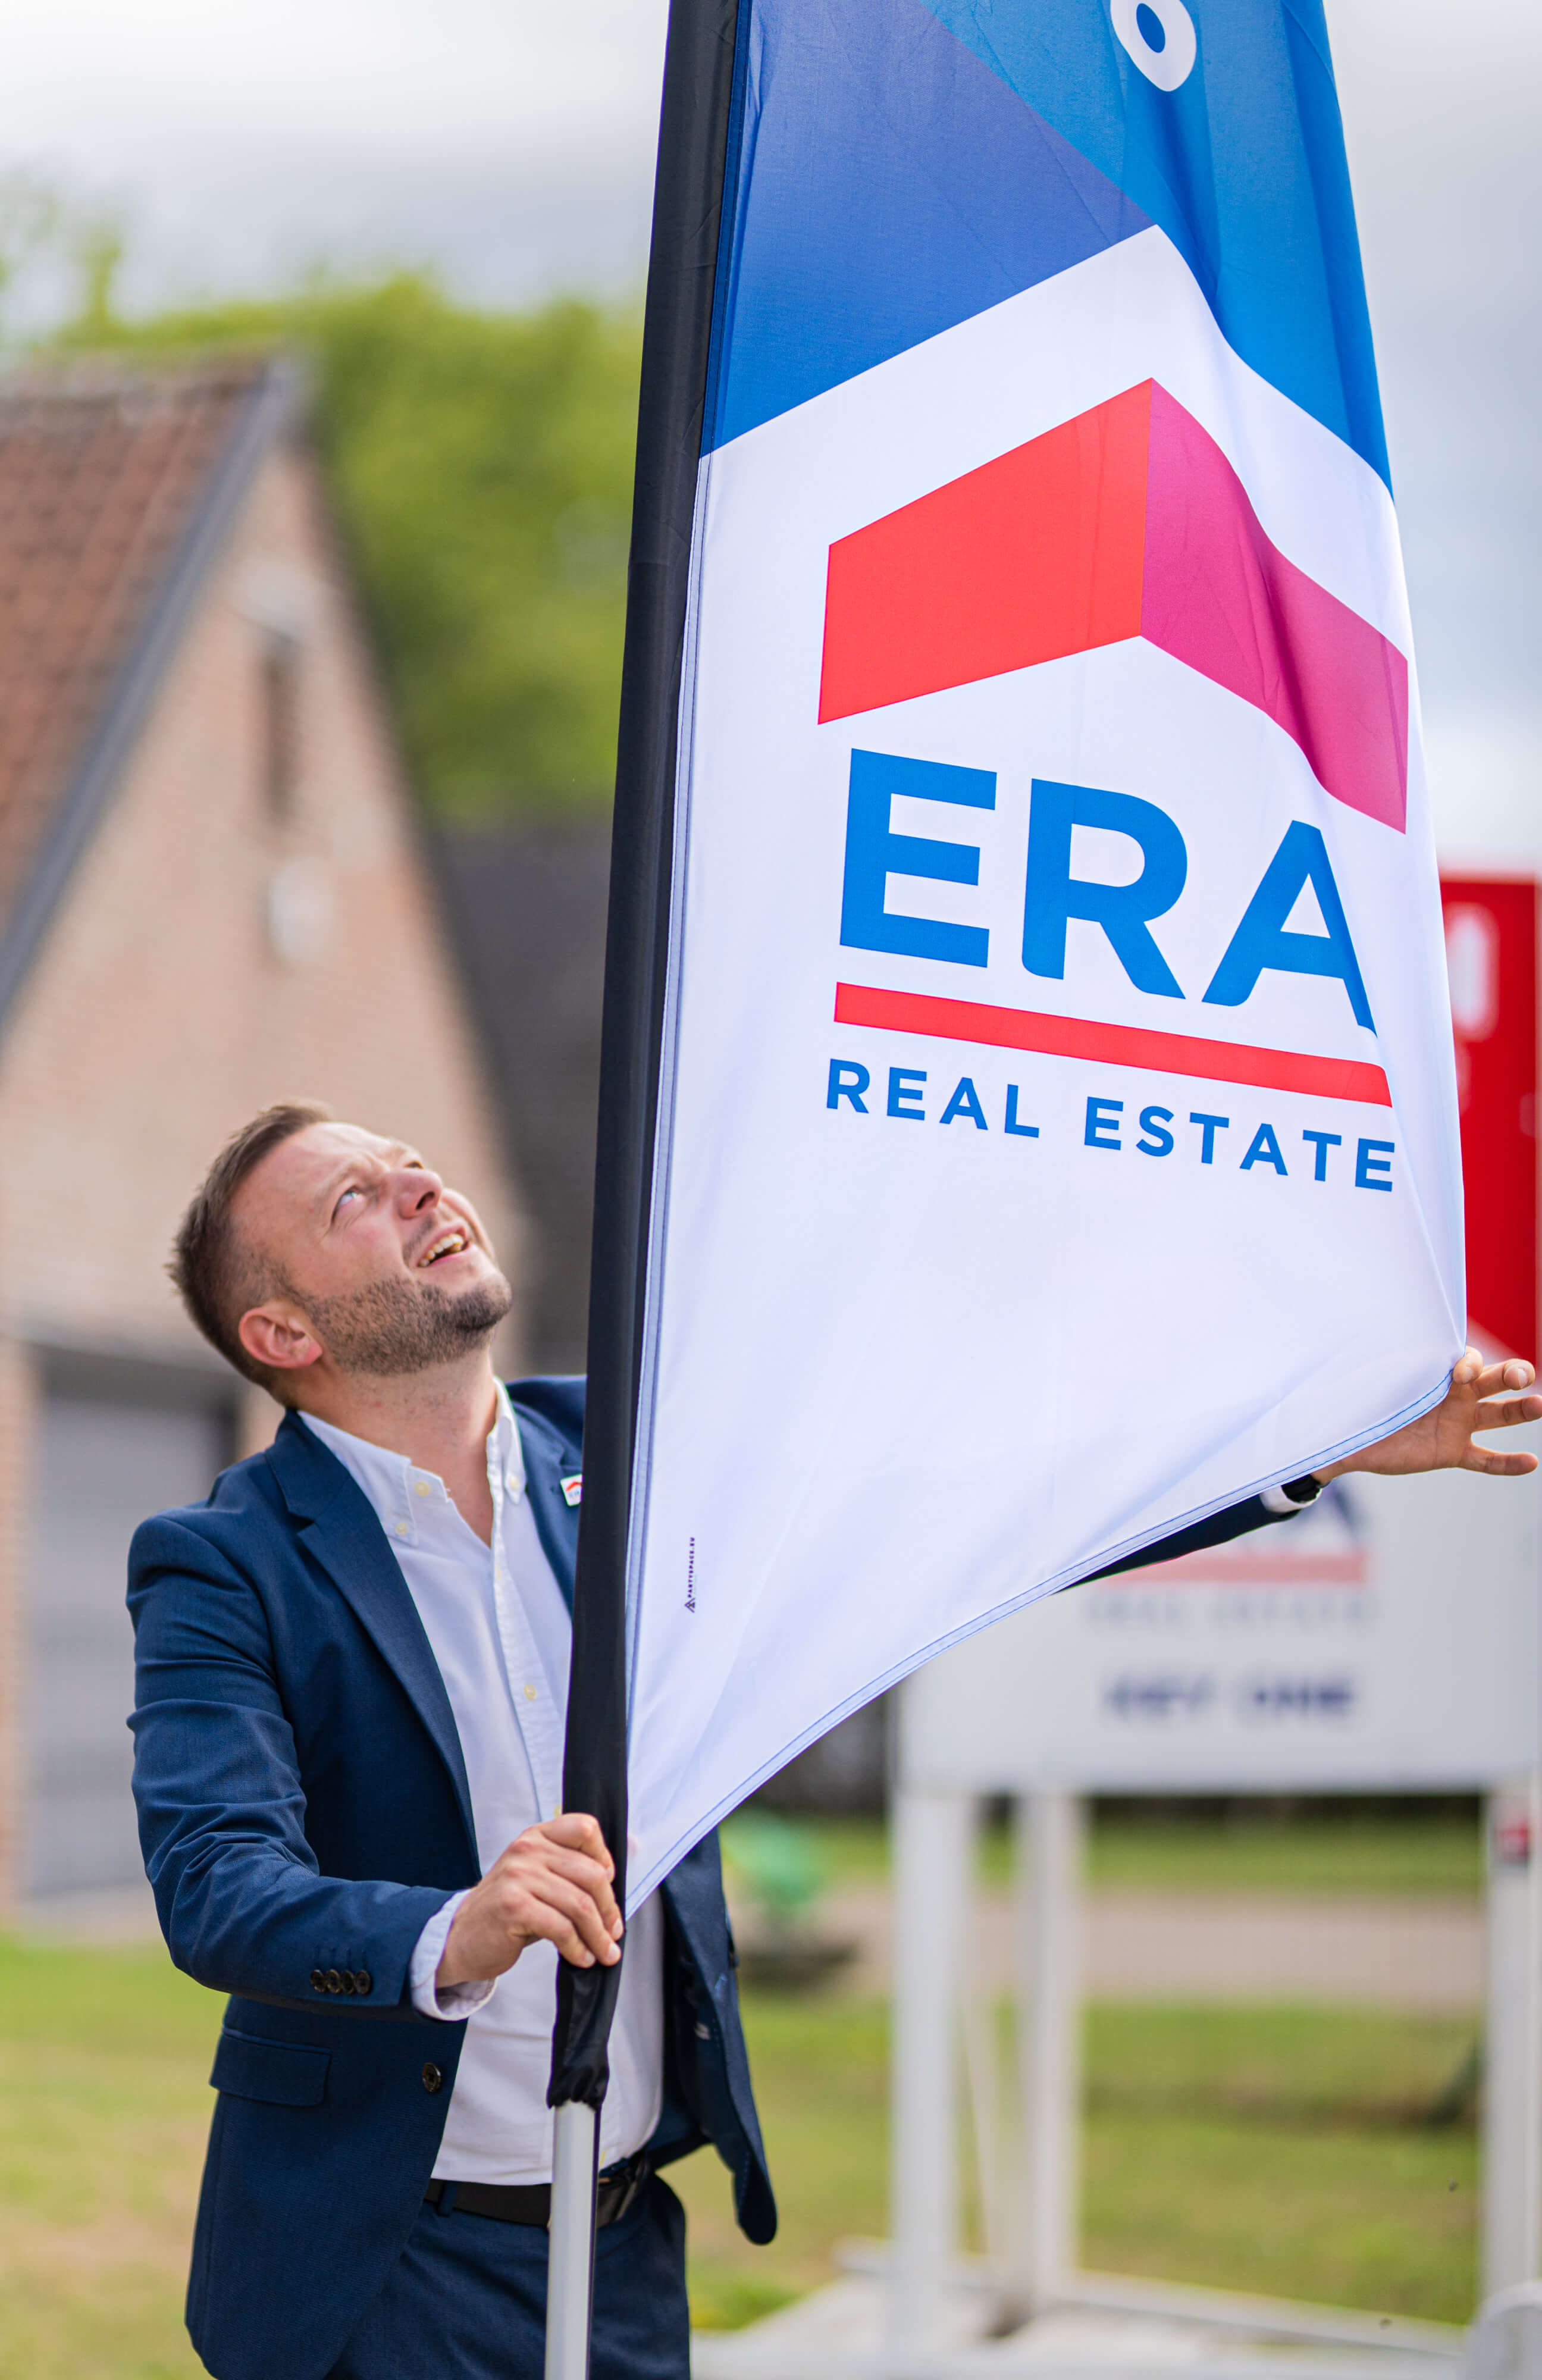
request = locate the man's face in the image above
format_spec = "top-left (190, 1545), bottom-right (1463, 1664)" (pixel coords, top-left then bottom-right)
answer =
top-left (233, 1122), bottom-right (512, 1380)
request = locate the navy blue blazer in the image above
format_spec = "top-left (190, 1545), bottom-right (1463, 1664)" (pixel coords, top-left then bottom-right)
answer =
top-left (128, 1371), bottom-right (1288, 2380)
top-left (128, 1377), bottom-right (773, 2380)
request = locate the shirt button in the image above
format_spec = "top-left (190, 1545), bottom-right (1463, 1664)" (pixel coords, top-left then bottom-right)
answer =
top-left (524, 1684), bottom-right (537, 1701)
top-left (413, 1481), bottom-right (432, 1498)
top-left (394, 1521), bottom-right (410, 1539)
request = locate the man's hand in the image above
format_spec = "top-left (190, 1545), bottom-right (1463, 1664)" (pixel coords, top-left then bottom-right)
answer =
top-left (437, 1813), bottom-right (623, 1990)
top-left (1317, 1349), bottom-right (1542, 1483)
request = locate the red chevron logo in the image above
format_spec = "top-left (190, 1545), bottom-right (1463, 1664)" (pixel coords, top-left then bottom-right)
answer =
top-left (819, 381), bottom-right (1408, 834)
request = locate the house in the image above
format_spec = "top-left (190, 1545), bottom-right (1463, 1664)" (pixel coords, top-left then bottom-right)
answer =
top-left (0, 355), bottom-right (525, 1918)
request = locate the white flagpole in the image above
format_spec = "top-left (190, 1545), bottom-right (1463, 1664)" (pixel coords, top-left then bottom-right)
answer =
top-left (545, 2102), bottom-right (599, 2380)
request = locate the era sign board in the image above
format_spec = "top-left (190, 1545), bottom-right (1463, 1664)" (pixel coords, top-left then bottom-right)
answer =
top-left (902, 1458), bottom-right (1540, 1793)
top-left (905, 878), bottom-right (1541, 1795)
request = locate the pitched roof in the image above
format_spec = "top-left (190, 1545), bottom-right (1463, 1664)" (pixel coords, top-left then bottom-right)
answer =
top-left (0, 355), bottom-right (296, 1017)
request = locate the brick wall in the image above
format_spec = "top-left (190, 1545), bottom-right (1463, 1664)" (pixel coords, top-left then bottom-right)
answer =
top-left (0, 434), bottom-right (527, 1910)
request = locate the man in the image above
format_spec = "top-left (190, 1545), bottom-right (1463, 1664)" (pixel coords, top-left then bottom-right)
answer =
top-left (130, 1102), bottom-right (1541, 2380)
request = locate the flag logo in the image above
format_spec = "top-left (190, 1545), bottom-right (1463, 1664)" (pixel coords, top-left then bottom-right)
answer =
top-left (820, 381), bottom-right (1408, 832)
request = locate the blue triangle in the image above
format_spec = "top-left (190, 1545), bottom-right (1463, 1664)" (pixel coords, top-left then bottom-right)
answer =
top-left (706, 0), bottom-right (1151, 453)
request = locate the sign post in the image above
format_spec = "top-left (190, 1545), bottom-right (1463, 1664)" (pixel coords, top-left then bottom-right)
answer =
top-left (1013, 1792), bottom-right (1083, 2324)
top-left (888, 1788), bottom-right (975, 2360)
top-left (1484, 1778), bottom-right (1542, 2298)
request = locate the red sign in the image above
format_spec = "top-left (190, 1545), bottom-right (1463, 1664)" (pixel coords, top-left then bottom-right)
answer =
top-left (1440, 877), bottom-right (1538, 1359)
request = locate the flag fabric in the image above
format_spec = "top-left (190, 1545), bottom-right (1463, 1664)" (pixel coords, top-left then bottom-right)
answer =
top-left (609, 0), bottom-right (1463, 1909)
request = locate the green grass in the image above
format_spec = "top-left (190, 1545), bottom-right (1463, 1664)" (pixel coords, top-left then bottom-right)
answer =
top-left (0, 1934), bottom-right (1480, 2369)
top-left (675, 1992), bottom-right (1478, 2331)
top-left (1079, 2005), bottom-right (1478, 2322)
top-left (0, 1936), bottom-right (220, 2379)
top-left (795, 1812), bottom-right (1483, 1898)
top-left (1085, 1815), bottom-right (1482, 1899)
top-left (673, 1996), bottom-right (891, 2327)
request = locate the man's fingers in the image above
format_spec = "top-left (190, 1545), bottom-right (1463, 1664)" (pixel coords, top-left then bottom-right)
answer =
top-left (1471, 1393), bottom-right (1542, 1432)
top-left (521, 1875), bottom-right (623, 1965)
top-left (540, 1812), bottom-right (614, 1871)
top-left (535, 1912), bottom-right (603, 1968)
top-left (512, 1886), bottom-right (616, 1968)
top-left (1470, 1358), bottom-right (1537, 1399)
top-left (535, 1847), bottom-right (623, 1933)
top-left (1463, 1444), bottom-right (1540, 1477)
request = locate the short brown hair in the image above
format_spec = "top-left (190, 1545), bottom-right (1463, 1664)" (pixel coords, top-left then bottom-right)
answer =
top-left (171, 1101), bottom-right (334, 1389)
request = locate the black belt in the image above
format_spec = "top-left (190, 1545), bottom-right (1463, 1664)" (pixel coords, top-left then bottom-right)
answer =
top-left (425, 2155), bottom-right (649, 2231)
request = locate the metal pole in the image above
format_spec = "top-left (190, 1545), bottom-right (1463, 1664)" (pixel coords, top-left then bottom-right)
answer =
top-left (888, 1777), bottom-right (975, 2367)
top-left (1012, 1789), bottom-right (1083, 2319)
top-left (1483, 1775), bottom-right (1542, 2298)
top-left (545, 2100), bottom-right (600, 2380)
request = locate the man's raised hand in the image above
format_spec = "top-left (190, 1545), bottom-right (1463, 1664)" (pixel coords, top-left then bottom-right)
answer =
top-left (1318, 1349), bottom-right (1542, 1483)
top-left (436, 1812), bottom-right (623, 1989)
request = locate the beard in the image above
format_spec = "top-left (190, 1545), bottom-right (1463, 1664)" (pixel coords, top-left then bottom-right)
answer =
top-left (299, 1266), bottom-right (514, 1377)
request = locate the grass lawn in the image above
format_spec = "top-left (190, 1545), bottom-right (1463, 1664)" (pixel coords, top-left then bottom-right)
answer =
top-left (676, 1993), bottom-right (1478, 2331)
top-left (776, 1811), bottom-right (1483, 1899)
top-left (0, 1936), bottom-right (218, 2380)
top-left (0, 1921), bottom-right (1479, 2370)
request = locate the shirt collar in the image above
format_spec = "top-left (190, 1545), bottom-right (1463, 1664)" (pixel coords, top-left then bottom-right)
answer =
top-left (488, 1380), bottom-right (526, 1500)
top-left (300, 1383), bottom-right (526, 1540)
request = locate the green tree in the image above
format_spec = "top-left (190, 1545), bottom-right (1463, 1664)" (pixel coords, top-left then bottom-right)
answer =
top-left (59, 274), bottom-right (641, 820)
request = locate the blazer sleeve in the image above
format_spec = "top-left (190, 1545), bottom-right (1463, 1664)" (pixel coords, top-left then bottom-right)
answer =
top-left (128, 1512), bottom-right (453, 2012)
top-left (1086, 1491), bottom-right (1291, 1583)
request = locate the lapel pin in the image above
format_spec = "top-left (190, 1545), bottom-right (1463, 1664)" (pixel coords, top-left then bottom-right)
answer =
top-left (560, 1474), bottom-right (583, 1508)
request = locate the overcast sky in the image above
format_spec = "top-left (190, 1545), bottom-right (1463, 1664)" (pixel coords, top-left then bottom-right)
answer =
top-left (0, 0), bottom-right (1534, 864)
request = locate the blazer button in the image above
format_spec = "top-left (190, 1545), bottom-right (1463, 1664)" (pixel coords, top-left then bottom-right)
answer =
top-left (325, 1969), bottom-right (343, 1993)
top-left (353, 1971), bottom-right (372, 1997)
top-left (340, 1971), bottom-right (357, 1994)
top-left (310, 1969), bottom-right (327, 1993)
top-left (422, 2062), bottom-right (444, 2095)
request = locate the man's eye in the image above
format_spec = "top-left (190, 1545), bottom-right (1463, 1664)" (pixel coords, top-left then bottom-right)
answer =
top-left (334, 1186), bottom-right (362, 1216)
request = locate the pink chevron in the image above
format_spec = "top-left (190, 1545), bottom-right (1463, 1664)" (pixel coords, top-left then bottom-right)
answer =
top-left (819, 380), bottom-right (1408, 832)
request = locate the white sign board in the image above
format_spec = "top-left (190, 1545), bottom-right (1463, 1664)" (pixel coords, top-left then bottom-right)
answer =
top-left (903, 1454), bottom-right (1541, 1793)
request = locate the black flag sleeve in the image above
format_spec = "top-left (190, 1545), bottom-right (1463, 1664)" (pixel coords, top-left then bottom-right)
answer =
top-left (547, 0), bottom-right (743, 2113)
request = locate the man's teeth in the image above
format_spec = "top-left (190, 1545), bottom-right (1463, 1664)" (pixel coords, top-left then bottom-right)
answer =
top-left (420, 1230), bottom-right (469, 1266)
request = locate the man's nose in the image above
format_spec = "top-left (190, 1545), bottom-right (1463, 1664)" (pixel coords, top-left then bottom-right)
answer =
top-left (396, 1167), bottom-right (444, 1212)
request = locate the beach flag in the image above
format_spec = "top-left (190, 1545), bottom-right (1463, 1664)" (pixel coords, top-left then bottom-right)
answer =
top-left (551, 0), bottom-right (1463, 2146)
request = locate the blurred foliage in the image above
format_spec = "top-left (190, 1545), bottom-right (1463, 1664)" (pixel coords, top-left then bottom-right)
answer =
top-left (722, 1809), bottom-right (829, 1930)
top-left (47, 264), bottom-right (642, 821)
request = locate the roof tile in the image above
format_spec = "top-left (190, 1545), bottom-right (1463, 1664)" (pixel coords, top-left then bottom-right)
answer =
top-left (0, 357), bottom-right (268, 934)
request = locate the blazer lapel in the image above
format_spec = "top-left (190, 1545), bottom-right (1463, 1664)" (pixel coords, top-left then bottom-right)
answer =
top-left (513, 1402), bottom-right (580, 1616)
top-left (264, 1414), bottom-right (477, 1856)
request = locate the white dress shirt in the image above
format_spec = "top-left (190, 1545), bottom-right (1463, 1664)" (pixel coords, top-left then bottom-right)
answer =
top-left (302, 1389), bottom-right (664, 2182)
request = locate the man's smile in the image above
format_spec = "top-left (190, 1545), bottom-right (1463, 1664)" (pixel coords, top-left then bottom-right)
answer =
top-left (416, 1226), bottom-right (471, 1269)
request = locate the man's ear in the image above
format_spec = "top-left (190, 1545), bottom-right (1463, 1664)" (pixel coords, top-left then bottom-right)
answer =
top-left (239, 1302), bottom-right (324, 1377)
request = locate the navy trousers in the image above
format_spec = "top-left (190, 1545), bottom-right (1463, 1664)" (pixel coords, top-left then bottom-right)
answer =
top-left (324, 2178), bottom-right (691, 2380)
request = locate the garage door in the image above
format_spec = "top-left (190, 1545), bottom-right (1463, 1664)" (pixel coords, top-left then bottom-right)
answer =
top-left (24, 1385), bottom-right (229, 1902)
